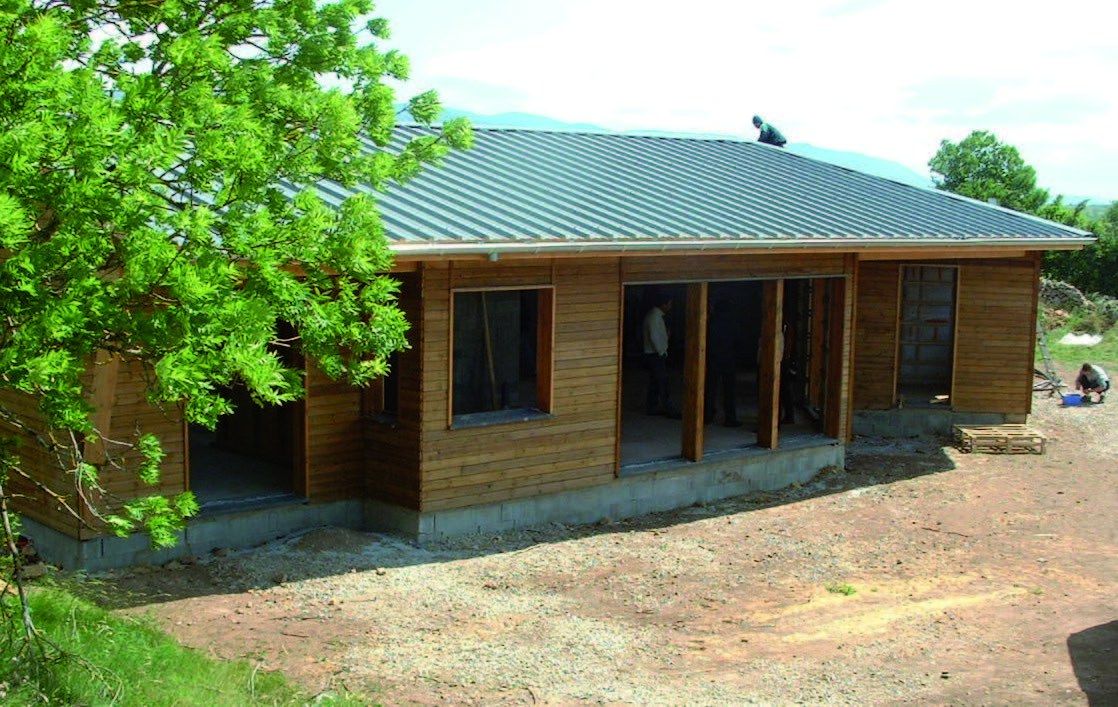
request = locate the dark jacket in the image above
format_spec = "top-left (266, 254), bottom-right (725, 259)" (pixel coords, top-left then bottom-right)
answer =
top-left (758, 122), bottom-right (787, 147)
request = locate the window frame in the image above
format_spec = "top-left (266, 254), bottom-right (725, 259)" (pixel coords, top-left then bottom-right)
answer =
top-left (448, 285), bottom-right (555, 429)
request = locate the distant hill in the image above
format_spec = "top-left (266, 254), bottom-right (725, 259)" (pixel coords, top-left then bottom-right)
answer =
top-left (438, 108), bottom-right (603, 133)
top-left (787, 144), bottom-right (932, 189)
top-left (433, 108), bottom-right (934, 189)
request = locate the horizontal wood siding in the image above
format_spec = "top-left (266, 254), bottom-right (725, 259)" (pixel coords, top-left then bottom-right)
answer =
top-left (853, 261), bottom-right (900, 409)
top-left (365, 271), bottom-right (425, 509)
top-left (419, 259), bottom-right (620, 512)
top-left (952, 258), bottom-right (1039, 414)
top-left (305, 364), bottom-right (363, 502)
top-left (95, 359), bottom-right (187, 509)
top-left (3, 358), bottom-right (187, 540)
top-left (0, 389), bottom-right (79, 535)
top-left (623, 252), bottom-right (846, 283)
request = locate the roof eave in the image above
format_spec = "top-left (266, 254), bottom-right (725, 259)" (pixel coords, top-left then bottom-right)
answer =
top-left (390, 236), bottom-right (1095, 260)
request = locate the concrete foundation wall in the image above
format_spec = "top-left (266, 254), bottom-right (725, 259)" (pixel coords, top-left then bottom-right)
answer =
top-left (28, 442), bottom-right (844, 570)
top-left (24, 500), bottom-right (363, 573)
top-left (364, 442), bottom-right (845, 540)
top-left (853, 408), bottom-right (1026, 438)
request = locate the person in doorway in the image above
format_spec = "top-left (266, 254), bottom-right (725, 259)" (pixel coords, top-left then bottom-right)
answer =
top-left (643, 294), bottom-right (679, 418)
top-left (752, 115), bottom-right (787, 147)
top-left (1075, 362), bottom-right (1110, 403)
top-left (705, 299), bottom-right (743, 427)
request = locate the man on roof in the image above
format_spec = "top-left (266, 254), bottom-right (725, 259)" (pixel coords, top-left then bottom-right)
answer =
top-left (753, 115), bottom-right (787, 147)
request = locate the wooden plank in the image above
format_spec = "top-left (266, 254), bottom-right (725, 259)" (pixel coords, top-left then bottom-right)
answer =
top-left (954, 424), bottom-right (1046, 454)
top-left (84, 351), bottom-right (120, 465)
top-left (423, 468), bottom-right (614, 511)
top-left (757, 280), bottom-right (783, 449)
top-left (825, 276), bottom-right (850, 440)
top-left (852, 261), bottom-right (900, 410)
top-left (623, 253), bottom-right (846, 283)
top-left (682, 283), bottom-right (707, 461)
top-left (858, 248), bottom-right (1030, 261)
top-left (952, 259), bottom-right (1036, 414)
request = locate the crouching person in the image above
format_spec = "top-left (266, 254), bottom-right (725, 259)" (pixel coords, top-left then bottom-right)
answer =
top-left (1075, 362), bottom-right (1110, 403)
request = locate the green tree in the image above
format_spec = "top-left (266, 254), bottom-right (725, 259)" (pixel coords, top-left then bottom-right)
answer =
top-left (1044, 202), bottom-right (1118, 297)
top-left (929, 130), bottom-right (1049, 213)
top-left (0, 0), bottom-right (469, 666)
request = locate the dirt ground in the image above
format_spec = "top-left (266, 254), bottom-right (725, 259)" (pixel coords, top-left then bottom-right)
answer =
top-left (94, 369), bottom-right (1117, 706)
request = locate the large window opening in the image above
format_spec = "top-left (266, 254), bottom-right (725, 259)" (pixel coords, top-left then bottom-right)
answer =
top-left (451, 287), bottom-right (554, 427)
top-left (619, 284), bottom-right (690, 465)
top-left (188, 323), bottom-right (305, 513)
top-left (898, 265), bottom-right (957, 404)
top-left (620, 278), bottom-right (844, 471)
top-left (363, 272), bottom-right (419, 422)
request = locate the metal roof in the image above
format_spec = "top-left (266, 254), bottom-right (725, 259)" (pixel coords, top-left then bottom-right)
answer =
top-left (311, 126), bottom-right (1093, 255)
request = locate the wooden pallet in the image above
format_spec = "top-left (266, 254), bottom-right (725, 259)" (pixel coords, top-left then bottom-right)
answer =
top-left (953, 424), bottom-right (1047, 455)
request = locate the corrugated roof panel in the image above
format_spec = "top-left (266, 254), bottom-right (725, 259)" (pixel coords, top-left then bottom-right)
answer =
top-left (309, 126), bottom-right (1091, 248)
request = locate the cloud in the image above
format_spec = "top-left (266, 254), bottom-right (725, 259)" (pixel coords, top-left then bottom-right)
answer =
top-left (424, 77), bottom-right (532, 115)
top-left (901, 77), bottom-right (1015, 113)
top-left (971, 96), bottom-right (1110, 127)
top-left (371, 0), bottom-right (1118, 200)
top-left (821, 0), bottom-right (886, 17)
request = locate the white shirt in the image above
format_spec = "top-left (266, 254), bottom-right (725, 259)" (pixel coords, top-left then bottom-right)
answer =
top-left (643, 306), bottom-right (669, 356)
top-left (1085, 364), bottom-right (1110, 387)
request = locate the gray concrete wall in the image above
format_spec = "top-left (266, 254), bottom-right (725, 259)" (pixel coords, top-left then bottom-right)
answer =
top-left (23, 500), bottom-right (363, 573)
top-left (28, 441), bottom-right (844, 570)
top-left (853, 408), bottom-right (1026, 438)
top-left (364, 441), bottom-right (845, 540)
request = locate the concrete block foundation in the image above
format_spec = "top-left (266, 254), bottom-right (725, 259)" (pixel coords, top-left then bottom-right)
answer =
top-left (364, 440), bottom-right (845, 541)
top-left (23, 499), bottom-right (363, 573)
top-left (26, 440), bottom-right (843, 570)
top-left (853, 408), bottom-right (1026, 438)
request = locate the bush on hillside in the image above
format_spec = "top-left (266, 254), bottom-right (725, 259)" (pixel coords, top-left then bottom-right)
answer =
top-left (1039, 279), bottom-right (1118, 334)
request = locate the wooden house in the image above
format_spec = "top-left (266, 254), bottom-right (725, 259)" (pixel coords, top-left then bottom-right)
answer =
top-left (10, 127), bottom-right (1092, 569)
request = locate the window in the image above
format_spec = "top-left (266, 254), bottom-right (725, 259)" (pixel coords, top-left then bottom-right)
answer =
top-left (362, 272), bottom-right (417, 423)
top-left (899, 265), bottom-right (957, 394)
top-left (451, 287), bottom-right (554, 425)
top-left (361, 350), bottom-right (400, 421)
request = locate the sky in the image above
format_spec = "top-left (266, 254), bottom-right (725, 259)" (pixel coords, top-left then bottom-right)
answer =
top-left (370, 0), bottom-right (1116, 203)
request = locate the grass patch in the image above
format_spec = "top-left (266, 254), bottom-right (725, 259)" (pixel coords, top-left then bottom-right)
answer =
top-left (825, 582), bottom-right (857, 596)
top-left (1041, 327), bottom-right (1118, 371)
top-left (1036, 308), bottom-right (1118, 378)
top-left (0, 586), bottom-right (370, 706)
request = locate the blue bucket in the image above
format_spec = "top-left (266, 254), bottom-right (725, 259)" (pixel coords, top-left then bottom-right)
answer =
top-left (1062, 393), bottom-right (1082, 406)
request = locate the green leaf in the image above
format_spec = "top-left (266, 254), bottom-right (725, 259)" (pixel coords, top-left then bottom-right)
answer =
top-left (0, 0), bottom-right (465, 557)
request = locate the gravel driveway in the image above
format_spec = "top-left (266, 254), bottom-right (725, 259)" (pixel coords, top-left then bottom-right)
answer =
top-left (107, 381), bottom-right (1118, 706)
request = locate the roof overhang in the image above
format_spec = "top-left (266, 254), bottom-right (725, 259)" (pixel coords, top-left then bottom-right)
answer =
top-left (390, 236), bottom-right (1095, 262)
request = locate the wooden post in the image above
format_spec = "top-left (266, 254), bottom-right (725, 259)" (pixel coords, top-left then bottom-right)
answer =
top-left (757, 279), bottom-right (784, 449)
top-left (84, 351), bottom-right (120, 466)
top-left (825, 276), bottom-right (850, 440)
top-left (682, 282), bottom-right (708, 461)
top-left (809, 280), bottom-right (827, 407)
